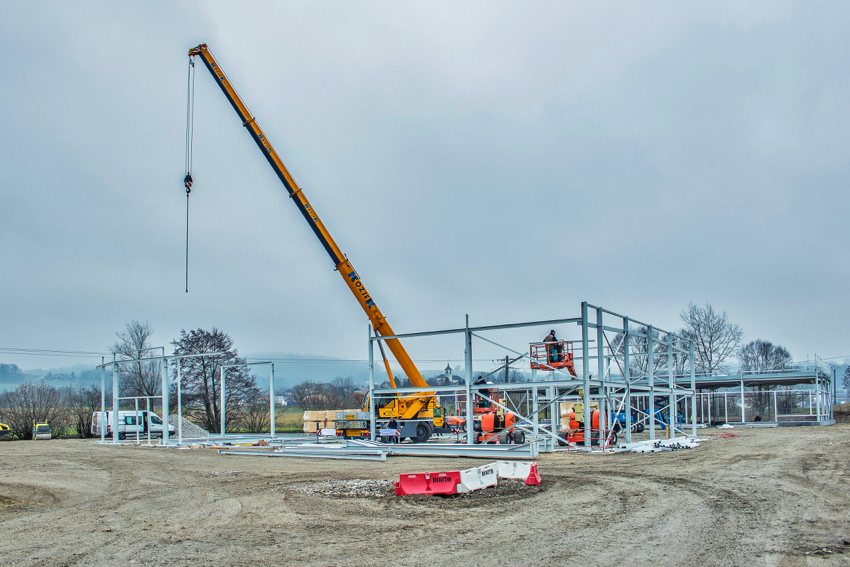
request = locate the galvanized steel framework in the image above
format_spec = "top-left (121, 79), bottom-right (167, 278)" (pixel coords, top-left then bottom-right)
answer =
top-left (367, 302), bottom-right (699, 447)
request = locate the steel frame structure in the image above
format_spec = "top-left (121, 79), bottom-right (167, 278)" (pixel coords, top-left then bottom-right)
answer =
top-left (96, 350), bottom-right (224, 445)
top-left (695, 385), bottom-right (835, 426)
top-left (367, 301), bottom-right (698, 448)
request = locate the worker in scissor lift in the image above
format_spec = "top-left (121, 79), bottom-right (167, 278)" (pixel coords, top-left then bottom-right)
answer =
top-left (544, 330), bottom-right (563, 364)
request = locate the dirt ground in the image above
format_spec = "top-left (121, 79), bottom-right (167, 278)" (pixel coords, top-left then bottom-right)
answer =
top-left (1, 426), bottom-right (849, 567)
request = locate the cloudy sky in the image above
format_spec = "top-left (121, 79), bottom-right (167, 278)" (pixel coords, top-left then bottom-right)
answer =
top-left (1, 1), bottom-right (847, 375)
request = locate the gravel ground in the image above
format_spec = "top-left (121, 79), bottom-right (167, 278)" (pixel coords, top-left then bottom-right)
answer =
top-left (1, 426), bottom-right (849, 566)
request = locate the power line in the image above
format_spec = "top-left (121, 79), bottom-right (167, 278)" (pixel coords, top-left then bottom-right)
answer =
top-left (0, 347), bottom-right (109, 357)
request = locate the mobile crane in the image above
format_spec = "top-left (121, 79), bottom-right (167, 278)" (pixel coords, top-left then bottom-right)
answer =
top-left (187, 44), bottom-right (444, 442)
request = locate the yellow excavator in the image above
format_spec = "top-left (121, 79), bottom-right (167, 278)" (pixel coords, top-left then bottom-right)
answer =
top-left (0, 421), bottom-right (10, 439)
top-left (188, 44), bottom-right (444, 442)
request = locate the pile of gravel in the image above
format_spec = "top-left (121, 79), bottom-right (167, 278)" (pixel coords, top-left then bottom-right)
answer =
top-left (289, 479), bottom-right (393, 498)
top-left (168, 415), bottom-right (209, 439)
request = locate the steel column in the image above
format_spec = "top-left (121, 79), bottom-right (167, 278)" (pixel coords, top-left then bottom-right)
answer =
top-left (368, 325), bottom-right (375, 441)
top-left (161, 354), bottom-right (169, 446)
top-left (220, 366), bottom-right (226, 437)
top-left (177, 360), bottom-right (183, 444)
top-left (597, 307), bottom-right (606, 435)
top-left (531, 368), bottom-right (538, 437)
top-left (270, 363), bottom-right (276, 438)
top-left (648, 325), bottom-right (655, 440)
top-left (815, 356), bottom-right (821, 420)
top-left (668, 332), bottom-right (675, 439)
top-left (465, 315), bottom-right (474, 445)
top-left (100, 358), bottom-right (105, 443)
top-left (690, 340), bottom-right (696, 437)
top-left (581, 302), bottom-right (590, 447)
top-left (624, 317), bottom-right (632, 444)
top-left (741, 375), bottom-right (746, 423)
top-left (112, 354), bottom-right (118, 444)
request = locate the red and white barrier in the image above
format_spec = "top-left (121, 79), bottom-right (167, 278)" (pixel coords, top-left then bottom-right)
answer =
top-left (456, 463), bottom-right (498, 493)
top-left (495, 460), bottom-right (541, 486)
top-left (394, 471), bottom-right (461, 496)
top-left (395, 461), bottom-right (541, 496)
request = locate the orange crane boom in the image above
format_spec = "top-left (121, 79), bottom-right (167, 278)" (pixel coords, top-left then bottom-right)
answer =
top-left (188, 44), bottom-right (434, 419)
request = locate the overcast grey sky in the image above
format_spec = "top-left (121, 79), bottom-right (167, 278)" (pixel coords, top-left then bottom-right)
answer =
top-left (1, 1), bottom-right (847, 373)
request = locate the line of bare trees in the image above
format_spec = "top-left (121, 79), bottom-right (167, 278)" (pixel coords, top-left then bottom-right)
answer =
top-left (0, 381), bottom-right (103, 440)
top-left (288, 377), bottom-right (363, 411)
top-left (606, 302), bottom-right (800, 379)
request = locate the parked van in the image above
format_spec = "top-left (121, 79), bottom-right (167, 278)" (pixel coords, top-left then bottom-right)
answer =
top-left (91, 410), bottom-right (175, 440)
top-left (33, 422), bottom-right (51, 440)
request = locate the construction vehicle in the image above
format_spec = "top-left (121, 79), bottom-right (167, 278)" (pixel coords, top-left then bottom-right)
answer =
top-left (188, 44), bottom-right (445, 442)
top-left (32, 422), bottom-right (51, 441)
top-left (0, 420), bottom-right (9, 439)
top-left (448, 378), bottom-right (525, 444)
top-left (557, 401), bottom-right (618, 447)
top-left (91, 411), bottom-right (176, 440)
top-left (610, 410), bottom-right (645, 433)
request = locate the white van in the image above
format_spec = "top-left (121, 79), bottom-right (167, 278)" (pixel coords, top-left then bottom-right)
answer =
top-left (91, 410), bottom-right (176, 440)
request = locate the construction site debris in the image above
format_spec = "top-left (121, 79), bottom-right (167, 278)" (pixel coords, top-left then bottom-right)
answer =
top-left (168, 415), bottom-right (209, 438)
top-left (290, 479), bottom-right (393, 498)
top-left (627, 437), bottom-right (701, 453)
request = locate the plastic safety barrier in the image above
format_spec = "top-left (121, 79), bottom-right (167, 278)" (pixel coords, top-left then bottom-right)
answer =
top-left (495, 460), bottom-right (541, 486)
top-left (457, 463), bottom-right (498, 493)
top-left (394, 471), bottom-right (461, 496)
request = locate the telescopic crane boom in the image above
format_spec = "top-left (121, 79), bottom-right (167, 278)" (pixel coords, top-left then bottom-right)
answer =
top-left (188, 44), bottom-right (434, 421)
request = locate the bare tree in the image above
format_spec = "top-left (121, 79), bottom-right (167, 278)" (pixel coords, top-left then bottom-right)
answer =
top-left (736, 340), bottom-right (792, 418)
top-left (288, 378), bottom-right (361, 411)
top-left (171, 328), bottom-right (258, 433)
top-left (844, 366), bottom-right (850, 393)
top-left (738, 340), bottom-right (792, 373)
top-left (609, 326), bottom-right (669, 378)
top-left (111, 321), bottom-right (161, 397)
top-left (0, 380), bottom-right (62, 439)
top-left (289, 380), bottom-right (324, 411)
top-left (242, 387), bottom-right (270, 433)
top-left (68, 384), bottom-right (103, 438)
top-left (680, 302), bottom-right (743, 375)
top-left (328, 377), bottom-right (360, 408)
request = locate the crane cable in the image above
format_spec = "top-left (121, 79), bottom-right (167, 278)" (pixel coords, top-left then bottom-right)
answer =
top-left (183, 57), bottom-right (196, 293)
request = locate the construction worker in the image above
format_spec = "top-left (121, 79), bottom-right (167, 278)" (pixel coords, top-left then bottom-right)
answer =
top-left (387, 417), bottom-right (398, 443)
top-left (544, 330), bottom-right (561, 363)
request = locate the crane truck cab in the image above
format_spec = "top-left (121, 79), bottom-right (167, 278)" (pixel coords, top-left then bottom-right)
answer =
top-left (91, 411), bottom-right (175, 440)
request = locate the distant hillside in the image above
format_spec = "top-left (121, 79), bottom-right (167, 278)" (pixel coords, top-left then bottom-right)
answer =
top-left (0, 363), bottom-right (103, 390)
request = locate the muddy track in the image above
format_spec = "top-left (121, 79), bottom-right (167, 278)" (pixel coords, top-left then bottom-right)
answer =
top-left (1, 426), bottom-right (849, 566)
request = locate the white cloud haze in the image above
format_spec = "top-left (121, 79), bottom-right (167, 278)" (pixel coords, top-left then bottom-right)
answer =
top-left (1, 1), bottom-right (847, 373)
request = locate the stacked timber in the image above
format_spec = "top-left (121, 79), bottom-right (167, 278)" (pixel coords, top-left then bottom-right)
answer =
top-left (302, 409), bottom-right (359, 433)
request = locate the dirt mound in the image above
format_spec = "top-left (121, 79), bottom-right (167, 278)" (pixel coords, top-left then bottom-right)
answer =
top-left (834, 404), bottom-right (850, 423)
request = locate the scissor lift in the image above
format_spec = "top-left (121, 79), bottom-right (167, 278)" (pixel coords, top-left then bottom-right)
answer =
top-left (530, 340), bottom-right (577, 376)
